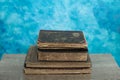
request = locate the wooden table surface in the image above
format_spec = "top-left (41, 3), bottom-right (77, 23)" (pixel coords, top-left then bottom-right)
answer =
top-left (0, 54), bottom-right (120, 80)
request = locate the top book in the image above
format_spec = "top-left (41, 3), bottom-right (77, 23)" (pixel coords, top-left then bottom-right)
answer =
top-left (37, 30), bottom-right (87, 49)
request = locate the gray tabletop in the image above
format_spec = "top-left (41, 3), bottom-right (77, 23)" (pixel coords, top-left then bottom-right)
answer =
top-left (0, 54), bottom-right (120, 80)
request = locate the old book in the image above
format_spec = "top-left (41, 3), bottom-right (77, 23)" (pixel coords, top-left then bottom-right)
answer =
top-left (37, 30), bottom-right (87, 49)
top-left (24, 74), bottom-right (91, 80)
top-left (24, 68), bottom-right (91, 75)
top-left (38, 49), bottom-right (88, 61)
top-left (25, 46), bottom-right (91, 68)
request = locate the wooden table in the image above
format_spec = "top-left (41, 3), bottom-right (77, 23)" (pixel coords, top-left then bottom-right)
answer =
top-left (0, 54), bottom-right (120, 80)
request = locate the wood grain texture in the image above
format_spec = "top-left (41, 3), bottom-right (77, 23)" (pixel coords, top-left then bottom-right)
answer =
top-left (37, 30), bottom-right (87, 49)
top-left (24, 68), bottom-right (91, 75)
top-left (25, 46), bottom-right (91, 68)
top-left (0, 54), bottom-right (120, 80)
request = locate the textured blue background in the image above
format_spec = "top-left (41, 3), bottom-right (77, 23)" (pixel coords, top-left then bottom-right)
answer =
top-left (0, 0), bottom-right (120, 66)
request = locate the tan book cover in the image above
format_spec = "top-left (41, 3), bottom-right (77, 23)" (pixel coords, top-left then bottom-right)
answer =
top-left (25, 74), bottom-right (91, 80)
top-left (25, 46), bottom-right (91, 68)
top-left (38, 49), bottom-right (88, 61)
top-left (37, 30), bottom-right (87, 49)
top-left (24, 68), bottom-right (91, 75)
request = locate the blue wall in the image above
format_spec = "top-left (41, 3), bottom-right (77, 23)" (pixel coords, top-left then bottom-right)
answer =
top-left (0, 0), bottom-right (120, 66)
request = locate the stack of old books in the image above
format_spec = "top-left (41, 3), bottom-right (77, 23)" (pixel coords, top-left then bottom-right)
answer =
top-left (24, 30), bottom-right (91, 77)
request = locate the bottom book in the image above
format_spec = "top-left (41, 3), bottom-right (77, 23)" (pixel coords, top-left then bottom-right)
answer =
top-left (24, 74), bottom-right (91, 80)
top-left (24, 68), bottom-right (91, 75)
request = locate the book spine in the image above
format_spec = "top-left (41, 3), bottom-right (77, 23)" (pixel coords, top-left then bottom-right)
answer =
top-left (37, 41), bottom-right (87, 49)
top-left (24, 68), bottom-right (91, 75)
top-left (38, 52), bottom-right (87, 61)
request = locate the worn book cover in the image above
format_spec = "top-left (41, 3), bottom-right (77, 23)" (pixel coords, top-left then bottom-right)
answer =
top-left (38, 49), bottom-right (88, 61)
top-left (25, 74), bottom-right (91, 80)
top-left (25, 46), bottom-right (91, 68)
top-left (37, 30), bottom-right (87, 49)
top-left (24, 68), bottom-right (91, 75)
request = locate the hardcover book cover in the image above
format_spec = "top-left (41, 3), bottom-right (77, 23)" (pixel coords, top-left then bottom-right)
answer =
top-left (38, 49), bottom-right (88, 61)
top-left (24, 68), bottom-right (91, 75)
top-left (25, 46), bottom-right (91, 68)
top-left (37, 30), bottom-right (87, 49)
top-left (25, 74), bottom-right (91, 80)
